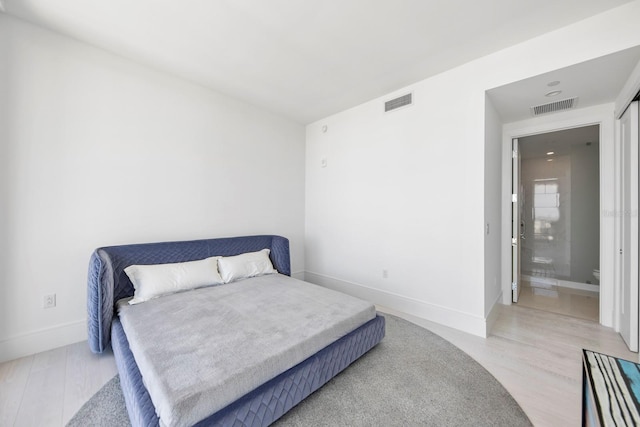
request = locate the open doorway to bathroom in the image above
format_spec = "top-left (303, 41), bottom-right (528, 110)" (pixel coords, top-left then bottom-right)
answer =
top-left (515, 125), bottom-right (600, 322)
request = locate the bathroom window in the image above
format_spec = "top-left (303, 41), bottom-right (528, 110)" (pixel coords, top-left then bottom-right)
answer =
top-left (534, 178), bottom-right (560, 232)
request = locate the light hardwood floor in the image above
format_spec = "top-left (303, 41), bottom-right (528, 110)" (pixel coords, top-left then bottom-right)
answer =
top-left (0, 303), bottom-right (635, 427)
top-left (517, 279), bottom-right (600, 322)
top-left (0, 341), bottom-right (117, 427)
top-left (379, 304), bottom-right (636, 427)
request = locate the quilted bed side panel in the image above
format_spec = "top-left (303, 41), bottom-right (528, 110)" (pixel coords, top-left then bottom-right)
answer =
top-left (87, 251), bottom-right (102, 353)
top-left (87, 250), bottom-right (114, 353)
top-left (269, 236), bottom-right (291, 277)
top-left (112, 318), bottom-right (161, 427)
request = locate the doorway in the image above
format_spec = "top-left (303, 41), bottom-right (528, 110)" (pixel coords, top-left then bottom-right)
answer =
top-left (513, 125), bottom-right (600, 322)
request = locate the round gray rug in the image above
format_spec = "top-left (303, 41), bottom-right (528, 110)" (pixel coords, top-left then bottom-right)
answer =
top-left (68, 315), bottom-right (531, 426)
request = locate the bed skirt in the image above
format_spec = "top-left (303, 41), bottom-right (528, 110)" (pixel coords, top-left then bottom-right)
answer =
top-left (112, 314), bottom-right (386, 427)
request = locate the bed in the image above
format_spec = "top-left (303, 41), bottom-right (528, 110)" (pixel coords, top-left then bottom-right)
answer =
top-left (87, 235), bottom-right (385, 426)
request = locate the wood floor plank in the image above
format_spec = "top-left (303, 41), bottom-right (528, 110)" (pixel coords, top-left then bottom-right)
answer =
top-left (62, 342), bottom-right (117, 424)
top-left (518, 282), bottom-right (599, 322)
top-left (0, 355), bottom-right (34, 427)
top-left (13, 346), bottom-right (67, 427)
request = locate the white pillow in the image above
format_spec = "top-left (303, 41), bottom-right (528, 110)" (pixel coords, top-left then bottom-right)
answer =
top-left (125, 256), bottom-right (223, 304)
top-left (217, 249), bottom-right (277, 283)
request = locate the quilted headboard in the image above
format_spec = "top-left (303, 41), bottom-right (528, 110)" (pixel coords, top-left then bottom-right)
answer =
top-left (87, 235), bottom-right (291, 353)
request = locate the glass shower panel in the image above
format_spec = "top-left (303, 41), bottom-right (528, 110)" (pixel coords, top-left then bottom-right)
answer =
top-left (518, 127), bottom-right (600, 289)
top-left (521, 156), bottom-right (571, 280)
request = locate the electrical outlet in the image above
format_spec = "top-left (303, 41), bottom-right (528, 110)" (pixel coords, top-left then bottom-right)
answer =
top-left (43, 293), bottom-right (56, 309)
top-left (382, 269), bottom-right (388, 279)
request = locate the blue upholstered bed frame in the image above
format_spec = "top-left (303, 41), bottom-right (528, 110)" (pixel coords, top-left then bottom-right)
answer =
top-left (87, 235), bottom-right (385, 426)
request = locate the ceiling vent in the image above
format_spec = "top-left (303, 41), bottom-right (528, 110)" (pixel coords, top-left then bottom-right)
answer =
top-left (530, 97), bottom-right (578, 116)
top-left (385, 93), bottom-right (413, 112)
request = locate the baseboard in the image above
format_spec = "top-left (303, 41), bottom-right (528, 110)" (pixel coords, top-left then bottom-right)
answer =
top-left (484, 292), bottom-right (503, 336)
top-left (304, 271), bottom-right (488, 338)
top-left (0, 320), bottom-right (87, 363)
top-left (557, 279), bottom-right (599, 293)
top-left (291, 271), bottom-right (305, 281)
top-left (523, 275), bottom-right (599, 293)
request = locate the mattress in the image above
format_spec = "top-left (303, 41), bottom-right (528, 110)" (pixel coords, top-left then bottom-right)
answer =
top-left (117, 273), bottom-right (376, 427)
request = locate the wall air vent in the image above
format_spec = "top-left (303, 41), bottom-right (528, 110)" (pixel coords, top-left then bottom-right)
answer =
top-left (385, 93), bottom-right (413, 112)
top-left (530, 97), bottom-right (578, 116)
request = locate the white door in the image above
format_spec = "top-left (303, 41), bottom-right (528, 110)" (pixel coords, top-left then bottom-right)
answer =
top-left (512, 139), bottom-right (523, 303)
top-left (619, 101), bottom-right (639, 352)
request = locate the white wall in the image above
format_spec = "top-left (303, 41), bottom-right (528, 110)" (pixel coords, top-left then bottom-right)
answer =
top-left (305, 1), bottom-right (640, 336)
top-left (484, 96), bottom-right (503, 324)
top-left (0, 15), bottom-right (305, 362)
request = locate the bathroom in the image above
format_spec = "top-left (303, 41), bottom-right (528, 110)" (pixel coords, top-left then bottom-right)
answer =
top-left (517, 125), bottom-right (600, 321)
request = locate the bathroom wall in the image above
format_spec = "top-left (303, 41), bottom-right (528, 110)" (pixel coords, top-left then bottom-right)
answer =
top-left (519, 127), bottom-right (600, 285)
top-left (570, 141), bottom-right (601, 283)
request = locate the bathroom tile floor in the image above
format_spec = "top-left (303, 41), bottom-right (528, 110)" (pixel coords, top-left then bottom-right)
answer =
top-left (516, 277), bottom-right (599, 322)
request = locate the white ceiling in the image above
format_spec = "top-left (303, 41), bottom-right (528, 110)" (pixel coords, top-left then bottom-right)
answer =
top-left (1, 0), bottom-right (636, 124)
top-left (519, 125), bottom-right (599, 160)
top-left (487, 46), bottom-right (640, 123)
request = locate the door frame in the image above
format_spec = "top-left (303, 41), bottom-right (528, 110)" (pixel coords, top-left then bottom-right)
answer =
top-left (617, 101), bottom-right (639, 351)
top-left (500, 104), bottom-right (615, 328)
top-left (511, 138), bottom-right (522, 303)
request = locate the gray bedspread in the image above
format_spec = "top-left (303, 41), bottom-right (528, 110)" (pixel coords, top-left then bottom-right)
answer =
top-left (117, 274), bottom-right (376, 427)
